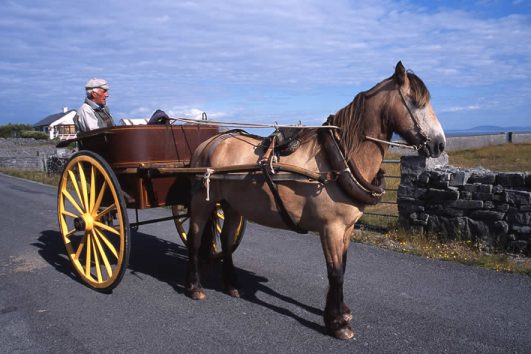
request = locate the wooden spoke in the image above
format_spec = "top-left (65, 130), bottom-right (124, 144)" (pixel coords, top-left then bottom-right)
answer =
top-left (94, 221), bottom-right (120, 236)
top-left (94, 228), bottom-right (118, 259)
top-left (62, 189), bottom-right (84, 215)
top-left (65, 228), bottom-right (77, 239)
top-left (91, 235), bottom-right (103, 283)
top-left (92, 231), bottom-right (113, 278)
top-left (61, 210), bottom-right (78, 219)
top-left (215, 220), bottom-right (222, 234)
top-left (91, 181), bottom-right (107, 214)
top-left (89, 166), bottom-right (96, 212)
top-left (75, 233), bottom-right (88, 260)
top-left (78, 162), bottom-right (89, 211)
top-left (67, 170), bottom-right (84, 210)
top-left (85, 234), bottom-right (92, 277)
top-left (96, 204), bottom-right (116, 219)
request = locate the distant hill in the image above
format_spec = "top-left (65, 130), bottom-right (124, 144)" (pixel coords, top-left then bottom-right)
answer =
top-left (446, 125), bottom-right (531, 136)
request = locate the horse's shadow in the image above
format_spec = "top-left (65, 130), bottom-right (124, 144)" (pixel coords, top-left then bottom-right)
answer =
top-left (34, 230), bottom-right (324, 334)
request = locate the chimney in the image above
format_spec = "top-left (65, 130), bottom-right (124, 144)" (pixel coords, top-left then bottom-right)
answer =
top-left (63, 107), bottom-right (68, 113)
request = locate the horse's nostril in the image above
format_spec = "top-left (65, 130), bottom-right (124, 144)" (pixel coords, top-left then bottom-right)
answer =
top-left (438, 142), bottom-right (445, 154)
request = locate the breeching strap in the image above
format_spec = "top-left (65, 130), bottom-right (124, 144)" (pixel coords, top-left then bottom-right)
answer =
top-left (259, 162), bottom-right (308, 234)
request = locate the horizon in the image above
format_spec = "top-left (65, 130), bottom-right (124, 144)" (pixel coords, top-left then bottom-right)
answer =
top-left (1, 1), bottom-right (530, 131)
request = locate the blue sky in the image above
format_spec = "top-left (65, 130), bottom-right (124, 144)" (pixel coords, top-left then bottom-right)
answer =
top-left (1, 0), bottom-right (530, 131)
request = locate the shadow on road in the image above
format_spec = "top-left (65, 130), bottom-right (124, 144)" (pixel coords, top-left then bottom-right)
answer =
top-left (33, 230), bottom-right (79, 284)
top-left (35, 229), bottom-right (325, 334)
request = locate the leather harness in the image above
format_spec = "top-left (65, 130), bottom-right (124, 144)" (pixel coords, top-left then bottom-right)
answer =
top-left (199, 128), bottom-right (385, 234)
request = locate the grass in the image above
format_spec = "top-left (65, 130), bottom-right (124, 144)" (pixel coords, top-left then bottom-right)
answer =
top-left (449, 143), bottom-right (531, 172)
top-left (0, 168), bottom-right (59, 186)
top-left (353, 227), bottom-right (531, 275)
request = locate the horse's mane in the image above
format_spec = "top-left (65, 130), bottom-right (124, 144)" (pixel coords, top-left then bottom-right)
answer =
top-left (328, 71), bottom-right (430, 157)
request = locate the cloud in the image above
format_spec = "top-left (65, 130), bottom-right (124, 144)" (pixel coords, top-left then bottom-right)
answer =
top-left (0, 0), bottom-right (530, 129)
top-left (440, 104), bottom-right (481, 113)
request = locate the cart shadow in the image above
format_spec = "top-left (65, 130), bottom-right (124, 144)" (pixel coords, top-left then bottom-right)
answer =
top-left (35, 229), bottom-right (324, 334)
top-left (33, 230), bottom-right (80, 284)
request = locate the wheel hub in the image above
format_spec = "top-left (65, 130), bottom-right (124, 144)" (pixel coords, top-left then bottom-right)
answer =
top-left (74, 213), bottom-right (94, 232)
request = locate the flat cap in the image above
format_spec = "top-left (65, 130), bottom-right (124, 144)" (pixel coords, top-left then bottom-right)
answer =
top-left (85, 78), bottom-right (109, 90)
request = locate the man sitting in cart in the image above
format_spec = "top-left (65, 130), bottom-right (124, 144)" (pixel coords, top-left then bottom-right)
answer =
top-left (75, 78), bottom-right (115, 132)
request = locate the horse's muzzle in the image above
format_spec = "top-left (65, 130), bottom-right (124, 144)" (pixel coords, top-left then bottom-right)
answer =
top-left (420, 135), bottom-right (445, 158)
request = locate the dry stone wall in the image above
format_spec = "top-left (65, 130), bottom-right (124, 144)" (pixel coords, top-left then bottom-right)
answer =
top-left (398, 153), bottom-right (531, 254)
top-left (0, 138), bottom-right (56, 170)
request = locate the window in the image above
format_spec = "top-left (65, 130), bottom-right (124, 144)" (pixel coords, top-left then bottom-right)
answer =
top-left (56, 124), bottom-right (76, 135)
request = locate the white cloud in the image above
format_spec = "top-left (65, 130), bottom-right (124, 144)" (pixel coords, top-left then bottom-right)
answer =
top-left (440, 104), bottom-right (481, 113)
top-left (0, 0), bottom-right (530, 129)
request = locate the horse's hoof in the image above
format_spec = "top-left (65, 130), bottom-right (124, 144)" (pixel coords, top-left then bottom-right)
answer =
top-left (186, 289), bottom-right (206, 300)
top-left (225, 288), bottom-right (240, 298)
top-left (342, 310), bottom-right (353, 322)
top-left (342, 304), bottom-right (352, 322)
top-left (333, 325), bottom-right (355, 340)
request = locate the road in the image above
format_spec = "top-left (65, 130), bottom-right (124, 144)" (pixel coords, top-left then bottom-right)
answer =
top-left (0, 173), bottom-right (530, 353)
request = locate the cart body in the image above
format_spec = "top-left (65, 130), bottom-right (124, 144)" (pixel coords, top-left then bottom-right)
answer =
top-left (76, 124), bottom-right (219, 208)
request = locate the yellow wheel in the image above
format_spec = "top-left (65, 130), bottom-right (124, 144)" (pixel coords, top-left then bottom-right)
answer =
top-left (57, 151), bottom-right (130, 291)
top-left (172, 204), bottom-right (246, 259)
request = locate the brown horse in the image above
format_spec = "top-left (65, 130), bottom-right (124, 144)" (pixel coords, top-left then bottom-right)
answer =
top-left (184, 62), bottom-right (445, 339)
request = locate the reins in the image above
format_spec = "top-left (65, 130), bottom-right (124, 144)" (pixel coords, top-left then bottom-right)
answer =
top-left (171, 117), bottom-right (341, 130)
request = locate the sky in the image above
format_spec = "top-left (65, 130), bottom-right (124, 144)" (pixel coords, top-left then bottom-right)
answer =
top-left (0, 0), bottom-right (530, 131)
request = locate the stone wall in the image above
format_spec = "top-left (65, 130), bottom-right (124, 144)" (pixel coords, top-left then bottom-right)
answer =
top-left (445, 133), bottom-right (508, 151)
top-left (391, 132), bottom-right (531, 155)
top-left (0, 138), bottom-right (57, 170)
top-left (398, 153), bottom-right (531, 254)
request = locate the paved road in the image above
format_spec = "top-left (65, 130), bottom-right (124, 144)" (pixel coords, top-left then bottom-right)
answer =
top-left (0, 173), bottom-right (530, 353)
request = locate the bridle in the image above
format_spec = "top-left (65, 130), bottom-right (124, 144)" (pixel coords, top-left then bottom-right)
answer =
top-left (365, 86), bottom-right (431, 151)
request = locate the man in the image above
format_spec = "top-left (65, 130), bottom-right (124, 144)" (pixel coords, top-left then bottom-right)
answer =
top-left (75, 78), bottom-right (114, 132)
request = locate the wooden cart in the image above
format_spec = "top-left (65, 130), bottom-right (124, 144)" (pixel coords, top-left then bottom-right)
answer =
top-left (56, 124), bottom-right (246, 292)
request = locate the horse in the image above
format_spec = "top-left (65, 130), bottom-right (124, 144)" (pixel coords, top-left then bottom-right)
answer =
top-left (183, 61), bottom-right (446, 340)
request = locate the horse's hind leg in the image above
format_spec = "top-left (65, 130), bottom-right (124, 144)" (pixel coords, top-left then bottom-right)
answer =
top-left (185, 196), bottom-right (216, 300)
top-left (220, 202), bottom-right (242, 298)
top-left (320, 224), bottom-right (355, 340)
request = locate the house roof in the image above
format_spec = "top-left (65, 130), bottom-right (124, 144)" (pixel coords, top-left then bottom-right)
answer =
top-left (34, 110), bottom-right (76, 127)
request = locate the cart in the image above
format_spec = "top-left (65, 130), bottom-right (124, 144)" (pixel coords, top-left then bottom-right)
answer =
top-left (56, 124), bottom-right (246, 292)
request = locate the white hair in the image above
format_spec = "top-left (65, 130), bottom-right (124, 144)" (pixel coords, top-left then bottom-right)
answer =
top-left (86, 87), bottom-right (104, 98)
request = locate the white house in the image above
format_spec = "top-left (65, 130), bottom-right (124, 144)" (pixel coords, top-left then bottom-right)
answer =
top-left (33, 107), bottom-right (77, 140)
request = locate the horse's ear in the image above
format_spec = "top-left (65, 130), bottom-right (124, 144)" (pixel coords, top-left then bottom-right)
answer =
top-left (394, 61), bottom-right (407, 86)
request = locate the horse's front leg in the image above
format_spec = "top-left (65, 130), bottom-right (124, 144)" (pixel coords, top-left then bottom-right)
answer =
top-left (185, 197), bottom-right (216, 300)
top-left (320, 224), bottom-right (354, 340)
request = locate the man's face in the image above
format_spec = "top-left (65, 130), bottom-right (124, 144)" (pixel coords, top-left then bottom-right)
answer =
top-left (91, 88), bottom-right (109, 105)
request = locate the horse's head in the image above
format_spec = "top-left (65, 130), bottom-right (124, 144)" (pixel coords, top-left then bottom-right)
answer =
top-left (389, 61), bottom-right (446, 158)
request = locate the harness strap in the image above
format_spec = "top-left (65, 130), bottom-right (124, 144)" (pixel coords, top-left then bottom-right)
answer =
top-left (397, 87), bottom-right (430, 148)
top-left (260, 135), bottom-right (277, 174)
top-left (259, 162), bottom-right (308, 234)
